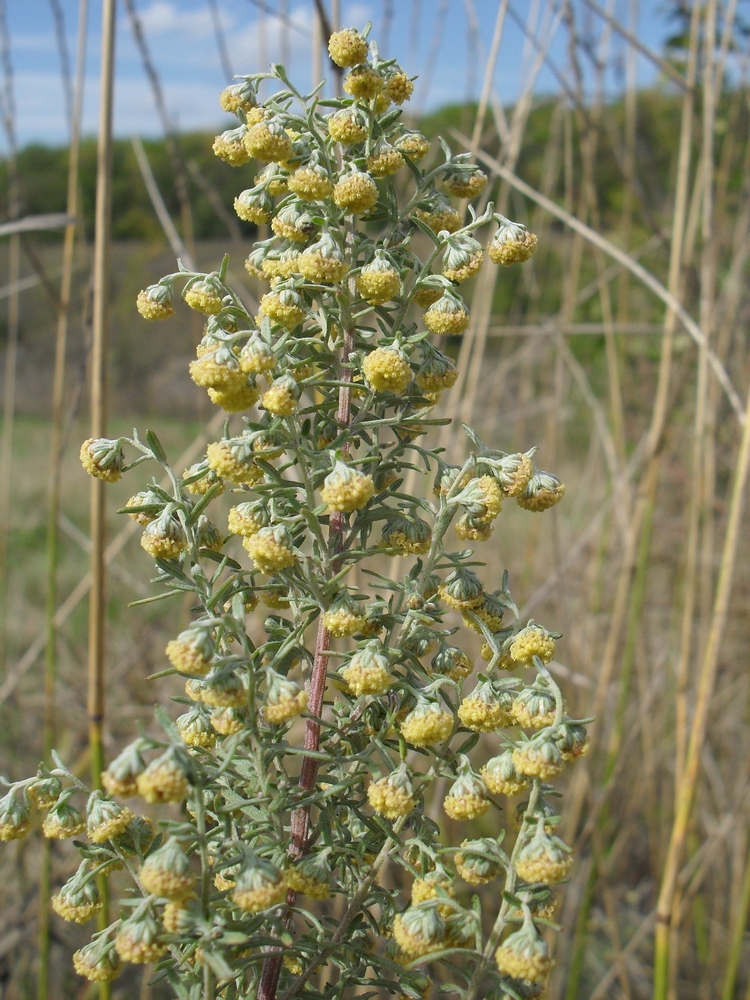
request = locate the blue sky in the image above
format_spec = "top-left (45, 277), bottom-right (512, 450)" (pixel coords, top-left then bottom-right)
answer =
top-left (6, 0), bottom-right (678, 150)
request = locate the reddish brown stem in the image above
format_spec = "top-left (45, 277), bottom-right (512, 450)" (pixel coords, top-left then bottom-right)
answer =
top-left (258, 328), bottom-right (355, 1000)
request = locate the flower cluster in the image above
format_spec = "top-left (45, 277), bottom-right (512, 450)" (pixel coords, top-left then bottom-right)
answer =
top-left (1, 24), bottom-right (589, 1000)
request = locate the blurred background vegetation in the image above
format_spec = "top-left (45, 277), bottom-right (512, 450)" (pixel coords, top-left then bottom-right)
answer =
top-left (1, 2), bottom-right (750, 999)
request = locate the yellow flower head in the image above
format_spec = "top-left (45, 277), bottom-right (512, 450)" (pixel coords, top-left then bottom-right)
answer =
top-left (184, 279), bottom-right (224, 315)
top-left (509, 624), bottom-right (556, 667)
top-left (244, 118), bottom-right (293, 162)
top-left (227, 502), bottom-right (266, 538)
top-left (393, 906), bottom-right (445, 959)
top-left (441, 169), bottom-right (488, 199)
top-left (262, 374), bottom-right (299, 416)
top-left (367, 765), bottom-right (417, 818)
top-left (327, 27), bottom-right (369, 67)
top-left (340, 640), bottom-right (393, 696)
top-left (80, 438), bottom-right (124, 483)
top-left (288, 161), bottom-right (333, 201)
top-left (489, 220), bottom-right (539, 265)
top-left (264, 670), bottom-right (307, 724)
top-left (516, 821), bottom-right (573, 885)
top-left (243, 524), bottom-right (296, 574)
top-left (219, 80), bottom-right (257, 114)
top-left (457, 681), bottom-right (512, 732)
top-left (424, 292), bottom-right (470, 335)
top-left (234, 186), bottom-right (273, 224)
top-left (454, 838), bottom-right (505, 885)
top-left (240, 334), bottom-right (276, 374)
top-left (517, 471), bottom-right (566, 511)
top-left (495, 921), bottom-right (553, 984)
top-left (396, 131), bottom-right (430, 161)
top-left (362, 345), bottom-right (412, 393)
top-left (86, 790), bottom-right (133, 843)
top-left (321, 460), bottom-right (375, 513)
top-left (481, 750), bottom-right (529, 797)
top-left (327, 107), bottom-right (369, 145)
top-left (115, 910), bottom-right (167, 965)
top-left (136, 282), bottom-right (174, 320)
top-left (136, 752), bottom-right (190, 804)
top-left (400, 699), bottom-right (453, 747)
top-left (367, 141), bottom-right (404, 178)
top-left (43, 799), bottom-right (86, 839)
top-left (383, 71), bottom-right (414, 105)
top-left (333, 169), bottom-right (379, 215)
top-left (357, 255), bottom-right (401, 304)
top-left (231, 860), bottom-right (287, 913)
top-left (165, 626), bottom-right (214, 676)
top-left (213, 127), bottom-right (252, 166)
top-left (206, 439), bottom-right (262, 486)
top-left (72, 937), bottom-right (121, 983)
top-left (260, 289), bottom-right (307, 328)
top-left (139, 839), bottom-right (194, 900)
top-left (343, 65), bottom-right (385, 100)
top-left (512, 738), bottom-right (565, 781)
top-left (0, 792), bottom-right (33, 842)
top-left (443, 757), bottom-right (490, 820)
top-left (298, 234), bottom-right (348, 283)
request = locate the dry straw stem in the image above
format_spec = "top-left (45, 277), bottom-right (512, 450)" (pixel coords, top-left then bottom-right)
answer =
top-left (39, 2), bottom-right (89, 996)
top-left (653, 383), bottom-right (750, 1000)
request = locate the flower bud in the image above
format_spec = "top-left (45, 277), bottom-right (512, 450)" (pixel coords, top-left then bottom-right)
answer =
top-left (101, 741), bottom-right (148, 798)
top-left (259, 288), bottom-right (307, 328)
top-left (458, 680), bottom-right (514, 732)
top-left (441, 167), bottom-right (488, 200)
top-left (206, 437), bottom-right (262, 485)
top-left (136, 749), bottom-right (191, 804)
top-left (115, 906), bottom-right (168, 964)
top-left (136, 281), bottom-right (174, 320)
top-left (243, 524), bottom-right (297, 574)
top-left (271, 202), bottom-right (318, 243)
top-left (357, 253), bottom-right (401, 303)
top-left (381, 513), bottom-right (432, 554)
top-left (79, 438), bottom-right (124, 483)
top-left (481, 750), bottom-right (530, 797)
top-left (43, 797), bottom-right (85, 839)
top-left (176, 704), bottom-right (216, 749)
top-left (454, 475), bottom-right (503, 524)
top-left (515, 819), bottom-right (572, 885)
top-left (213, 125), bottom-right (251, 165)
top-left (509, 624), bottom-right (556, 667)
top-left (285, 850), bottom-right (332, 899)
top-left (321, 593), bottom-right (364, 638)
top-left (327, 107), bottom-right (369, 145)
top-left (556, 720), bottom-right (590, 761)
top-left (343, 65), bottom-right (385, 100)
top-left (26, 775), bottom-right (62, 810)
top-left (455, 837), bottom-right (506, 885)
top-left (240, 334), bottom-right (276, 373)
top-left (362, 344), bottom-right (412, 393)
top-left (327, 27), bottom-right (369, 67)
top-left (340, 640), bottom-right (393, 696)
top-left (321, 461), bottom-right (375, 513)
top-left (86, 790), bottom-right (133, 843)
top-left (264, 670), bottom-right (307, 724)
top-left (200, 669), bottom-right (247, 709)
top-left (141, 510), bottom-right (188, 560)
top-left (438, 567), bottom-right (484, 609)
top-left (424, 292), bottom-right (470, 335)
top-left (393, 904), bottom-right (446, 959)
top-left (166, 626), bottom-right (214, 677)
top-left (298, 233), bottom-right (348, 283)
top-left (367, 763), bottom-right (417, 818)
top-left (333, 167), bottom-right (379, 215)
top-left (231, 857), bottom-right (286, 912)
top-left (443, 756), bottom-right (490, 820)
top-left (288, 159), bottom-right (333, 201)
top-left (367, 141), bottom-right (404, 178)
top-left (73, 929), bottom-right (121, 982)
top-left (489, 220), bottom-right (539, 266)
top-left (52, 862), bottom-right (102, 922)
top-left (495, 915), bottom-right (553, 984)
top-left (441, 234), bottom-right (484, 283)
top-left (228, 501), bottom-right (267, 538)
top-left (479, 451), bottom-right (535, 497)
top-left (139, 838), bottom-right (194, 899)
top-left (511, 681), bottom-right (558, 729)
top-left (234, 186), bottom-right (273, 224)
top-left (400, 697), bottom-right (453, 747)
top-left (244, 117), bottom-right (293, 162)
top-left (262, 374), bottom-right (299, 416)
top-left (512, 737), bottom-right (564, 781)
top-left (0, 790), bottom-right (31, 841)
top-left (396, 130), bottom-right (430, 161)
top-left (184, 277), bottom-right (224, 315)
top-left (517, 470), bottom-right (566, 512)
top-left (432, 645), bottom-right (473, 681)
top-left (211, 706), bottom-right (250, 735)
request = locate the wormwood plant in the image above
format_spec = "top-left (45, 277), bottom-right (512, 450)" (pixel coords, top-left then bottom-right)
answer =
top-left (1, 26), bottom-right (588, 1000)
